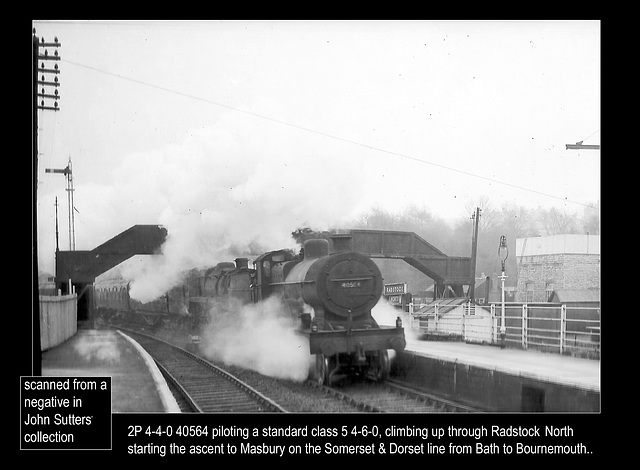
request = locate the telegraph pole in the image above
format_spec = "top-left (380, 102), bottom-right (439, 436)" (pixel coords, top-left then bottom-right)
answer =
top-left (55, 196), bottom-right (60, 253)
top-left (33, 28), bottom-right (61, 376)
top-left (469, 207), bottom-right (481, 301)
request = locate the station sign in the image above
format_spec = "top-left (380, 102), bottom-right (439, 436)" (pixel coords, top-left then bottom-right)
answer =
top-left (384, 283), bottom-right (407, 296)
top-left (386, 295), bottom-right (403, 304)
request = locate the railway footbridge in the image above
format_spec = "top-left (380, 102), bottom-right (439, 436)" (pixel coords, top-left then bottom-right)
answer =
top-left (54, 224), bottom-right (167, 320)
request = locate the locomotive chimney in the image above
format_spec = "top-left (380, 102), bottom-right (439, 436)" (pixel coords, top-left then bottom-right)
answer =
top-left (303, 239), bottom-right (329, 259)
top-left (235, 257), bottom-right (249, 269)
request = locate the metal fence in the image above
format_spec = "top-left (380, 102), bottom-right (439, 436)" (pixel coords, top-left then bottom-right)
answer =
top-left (410, 301), bottom-right (600, 358)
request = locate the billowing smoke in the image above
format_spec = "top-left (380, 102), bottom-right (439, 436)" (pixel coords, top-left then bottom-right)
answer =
top-left (85, 112), bottom-right (373, 302)
top-left (196, 297), bottom-right (413, 382)
top-left (199, 296), bottom-right (312, 382)
top-left (371, 298), bottom-right (419, 347)
top-left (72, 330), bottom-right (121, 364)
top-left (371, 298), bottom-right (402, 327)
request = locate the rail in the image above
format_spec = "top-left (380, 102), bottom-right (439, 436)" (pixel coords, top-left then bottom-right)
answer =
top-left (123, 329), bottom-right (288, 413)
top-left (410, 301), bottom-right (600, 358)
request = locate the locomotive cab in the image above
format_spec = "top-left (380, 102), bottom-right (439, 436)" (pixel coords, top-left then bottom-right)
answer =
top-left (253, 249), bottom-right (299, 301)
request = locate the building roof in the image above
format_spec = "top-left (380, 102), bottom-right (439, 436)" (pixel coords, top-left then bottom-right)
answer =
top-left (516, 234), bottom-right (600, 257)
top-left (551, 289), bottom-right (601, 303)
top-left (414, 298), bottom-right (468, 316)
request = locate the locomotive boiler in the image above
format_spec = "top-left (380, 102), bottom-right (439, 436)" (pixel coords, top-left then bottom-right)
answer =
top-left (232, 238), bottom-right (405, 385)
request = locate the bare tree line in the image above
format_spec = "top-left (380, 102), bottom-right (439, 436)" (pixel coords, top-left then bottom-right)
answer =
top-left (294, 199), bottom-right (599, 284)
top-left (353, 199), bottom-right (600, 282)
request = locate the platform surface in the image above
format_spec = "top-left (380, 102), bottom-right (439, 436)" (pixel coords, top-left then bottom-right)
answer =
top-left (41, 329), bottom-right (180, 413)
top-left (41, 329), bottom-right (600, 413)
top-left (405, 338), bottom-right (600, 392)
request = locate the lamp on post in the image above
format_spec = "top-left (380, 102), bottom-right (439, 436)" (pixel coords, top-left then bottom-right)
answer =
top-left (498, 235), bottom-right (509, 349)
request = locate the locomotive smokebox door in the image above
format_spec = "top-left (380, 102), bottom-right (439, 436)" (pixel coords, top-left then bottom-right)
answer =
top-left (316, 252), bottom-right (383, 318)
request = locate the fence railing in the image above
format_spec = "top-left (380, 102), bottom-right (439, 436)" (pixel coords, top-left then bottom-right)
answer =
top-left (410, 301), bottom-right (600, 358)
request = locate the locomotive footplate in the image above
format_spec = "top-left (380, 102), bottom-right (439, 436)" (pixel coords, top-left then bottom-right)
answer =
top-left (306, 326), bottom-right (406, 357)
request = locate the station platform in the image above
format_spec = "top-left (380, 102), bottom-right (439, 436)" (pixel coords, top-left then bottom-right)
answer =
top-left (405, 339), bottom-right (600, 391)
top-left (41, 329), bottom-right (180, 413)
top-left (395, 339), bottom-right (601, 412)
top-left (40, 329), bottom-right (601, 413)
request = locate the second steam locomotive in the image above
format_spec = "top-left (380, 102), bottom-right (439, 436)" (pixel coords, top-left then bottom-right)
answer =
top-left (97, 238), bottom-right (406, 385)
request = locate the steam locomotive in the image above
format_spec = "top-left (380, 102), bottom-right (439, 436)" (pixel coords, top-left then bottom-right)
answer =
top-left (96, 238), bottom-right (406, 385)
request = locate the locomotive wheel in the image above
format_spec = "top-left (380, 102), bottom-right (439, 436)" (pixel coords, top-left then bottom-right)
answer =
top-left (372, 350), bottom-right (390, 382)
top-left (314, 354), bottom-right (332, 386)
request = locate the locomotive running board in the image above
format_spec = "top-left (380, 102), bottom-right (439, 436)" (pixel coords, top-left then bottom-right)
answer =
top-left (304, 326), bottom-right (406, 357)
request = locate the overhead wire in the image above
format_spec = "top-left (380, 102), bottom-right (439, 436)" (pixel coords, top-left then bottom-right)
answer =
top-left (580, 129), bottom-right (600, 143)
top-left (61, 58), bottom-right (597, 210)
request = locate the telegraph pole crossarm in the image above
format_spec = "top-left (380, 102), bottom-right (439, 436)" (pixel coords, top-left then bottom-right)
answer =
top-left (35, 33), bottom-right (61, 112)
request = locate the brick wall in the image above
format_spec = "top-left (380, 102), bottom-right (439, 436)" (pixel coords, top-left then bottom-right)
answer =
top-left (516, 253), bottom-right (600, 302)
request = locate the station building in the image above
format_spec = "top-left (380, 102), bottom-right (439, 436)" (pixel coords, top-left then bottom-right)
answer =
top-left (515, 234), bottom-right (600, 303)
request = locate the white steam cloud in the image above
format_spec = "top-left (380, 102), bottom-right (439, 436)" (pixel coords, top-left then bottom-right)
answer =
top-left (372, 298), bottom-right (419, 347)
top-left (371, 298), bottom-right (403, 327)
top-left (82, 112), bottom-right (374, 302)
top-left (73, 330), bottom-right (121, 364)
top-left (199, 296), bottom-right (312, 382)
top-left (196, 297), bottom-right (412, 382)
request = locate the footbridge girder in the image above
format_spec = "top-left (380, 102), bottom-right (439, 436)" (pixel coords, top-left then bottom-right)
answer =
top-left (55, 224), bottom-right (168, 286)
top-left (330, 229), bottom-right (472, 298)
top-left (54, 225), bottom-right (167, 319)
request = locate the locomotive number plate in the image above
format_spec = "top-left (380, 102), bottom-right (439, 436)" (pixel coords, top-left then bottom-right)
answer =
top-left (340, 281), bottom-right (361, 288)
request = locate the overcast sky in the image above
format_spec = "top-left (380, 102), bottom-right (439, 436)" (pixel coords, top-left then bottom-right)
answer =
top-left (34, 20), bottom-right (600, 284)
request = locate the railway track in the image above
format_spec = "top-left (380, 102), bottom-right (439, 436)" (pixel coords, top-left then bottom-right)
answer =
top-left (111, 323), bottom-right (480, 413)
top-left (122, 329), bottom-right (286, 413)
top-left (318, 377), bottom-right (480, 413)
